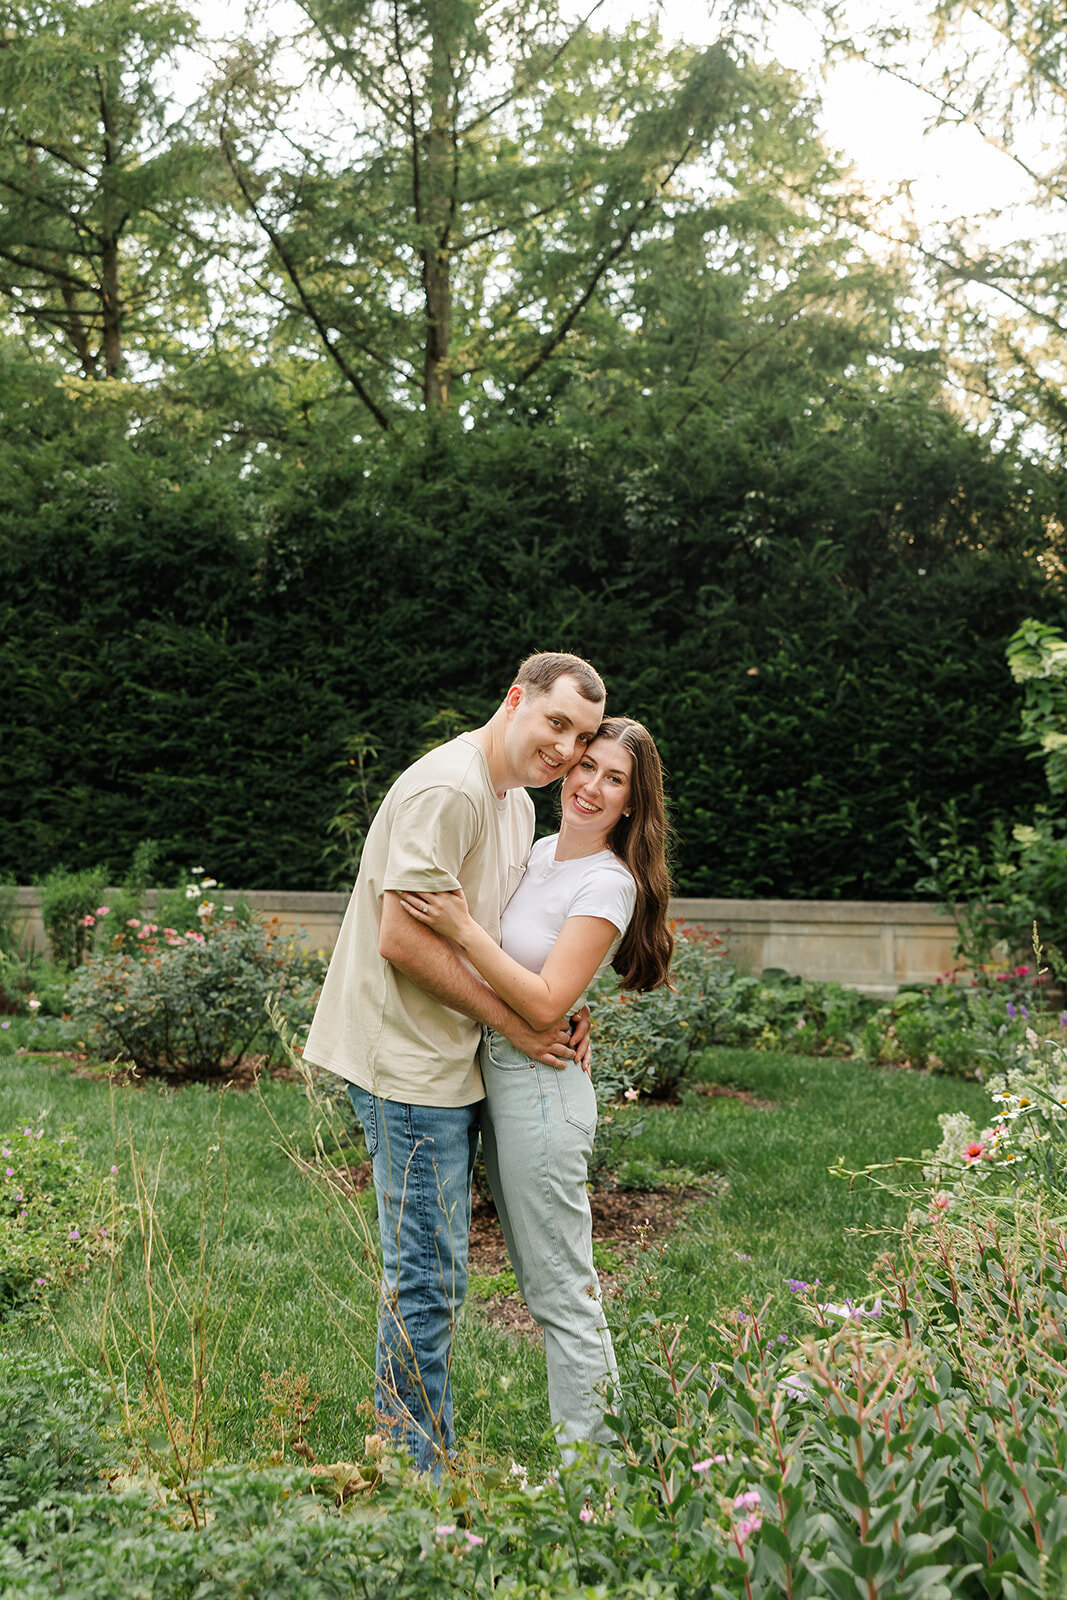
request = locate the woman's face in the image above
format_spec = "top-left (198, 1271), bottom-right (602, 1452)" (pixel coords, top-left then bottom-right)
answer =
top-left (560, 737), bottom-right (633, 844)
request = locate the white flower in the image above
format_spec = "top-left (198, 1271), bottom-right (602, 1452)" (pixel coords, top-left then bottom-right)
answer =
top-left (200, 876), bottom-right (217, 888)
top-left (819, 1296), bottom-right (882, 1321)
top-left (185, 885), bottom-right (199, 899)
top-left (28, 998), bottom-right (41, 1011)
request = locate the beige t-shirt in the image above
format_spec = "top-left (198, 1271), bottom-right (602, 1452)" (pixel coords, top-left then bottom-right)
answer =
top-left (303, 733), bottom-right (534, 1106)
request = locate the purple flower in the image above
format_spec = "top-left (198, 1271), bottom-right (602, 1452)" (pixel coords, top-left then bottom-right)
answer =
top-left (786, 1278), bottom-right (809, 1293)
top-left (1006, 1002), bottom-right (1017, 1019)
top-left (0, 1022), bottom-right (8, 1030)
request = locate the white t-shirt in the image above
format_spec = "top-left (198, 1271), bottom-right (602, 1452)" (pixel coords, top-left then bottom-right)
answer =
top-left (499, 835), bottom-right (637, 980)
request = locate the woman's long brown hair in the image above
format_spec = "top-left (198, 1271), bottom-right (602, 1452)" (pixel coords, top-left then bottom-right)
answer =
top-left (595, 717), bottom-right (674, 991)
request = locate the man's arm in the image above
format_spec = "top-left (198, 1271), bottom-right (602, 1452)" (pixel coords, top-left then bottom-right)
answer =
top-left (379, 893), bottom-right (575, 1064)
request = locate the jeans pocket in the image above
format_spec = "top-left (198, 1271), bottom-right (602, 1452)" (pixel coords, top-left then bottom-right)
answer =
top-left (556, 1066), bottom-right (597, 1135)
top-left (483, 1031), bottom-right (531, 1071)
top-left (348, 1085), bottom-right (379, 1156)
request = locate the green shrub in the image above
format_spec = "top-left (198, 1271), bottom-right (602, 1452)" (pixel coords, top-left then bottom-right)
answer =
top-left (0, 1121), bottom-right (111, 1314)
top-left (68, 911), bottom-right (326, 1079)
top-left (0, 1351), bottom-right (111, 1519)
top-left (38, 865), bottom-right (109, 970)
top-left (589, 925), bottom-right (733, 1101)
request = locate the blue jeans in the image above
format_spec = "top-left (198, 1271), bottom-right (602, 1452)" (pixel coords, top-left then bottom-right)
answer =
top-left (348, 1086), bottom-right (480, 1476)
top-left (479, 1031), bottom-right (618, 1459)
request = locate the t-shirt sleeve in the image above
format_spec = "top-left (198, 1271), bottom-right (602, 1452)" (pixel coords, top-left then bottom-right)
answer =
top-left (569, 866), bottom-right (638, 937)
top-left (382, 786), bottom-right (478, 894)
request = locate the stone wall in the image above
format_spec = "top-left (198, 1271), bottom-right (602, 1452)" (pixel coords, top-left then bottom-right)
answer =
top-left (13, 887), bottom-right (957, 996)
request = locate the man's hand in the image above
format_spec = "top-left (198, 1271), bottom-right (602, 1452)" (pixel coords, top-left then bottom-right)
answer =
top-left (500, 1014), bottom-right (576, 1067)
top-left (569, 1005), bottom-right (592, 1074)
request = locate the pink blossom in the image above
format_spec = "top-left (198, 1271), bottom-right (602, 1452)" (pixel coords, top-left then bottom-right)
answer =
top-left (579, 1507), bottom-right (595, 1522)
top-left (434, 1525), bottom-right (456, 1537)
top-left (624, 1088), bottom-right (639, 1101)
top-left (734, 1490), bottom-right (761, 1511)
top-left (1014, 965), bottom-right (1030, 977)
top-left (735, 1513), bottom-right (763, 1545)
top-left (95, 905), bottom-right (110, 917)
top-left (127, 918), bottom-right (141, 927)
top-left (80, 915), bottom-right (95, 927)
top-left (4, 1168), bottom-right (13, 1178)
top-left (464, 1531), bottom-right (485, 1546)
top-left (963, 1141), bottom-right (986, 1164)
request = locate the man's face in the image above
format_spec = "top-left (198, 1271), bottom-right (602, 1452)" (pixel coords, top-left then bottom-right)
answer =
top-left (503, 674), bottom-right (605, 789)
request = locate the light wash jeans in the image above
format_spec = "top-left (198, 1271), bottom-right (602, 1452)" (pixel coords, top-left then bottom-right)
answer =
top-left (348, 1085), bottom-right (479, 1477)
top-left (479, 1030), bottom-right (619, 1458)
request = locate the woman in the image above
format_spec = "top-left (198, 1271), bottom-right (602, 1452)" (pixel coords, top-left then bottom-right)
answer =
top-left (400, 717), bottom-right (673, 1457)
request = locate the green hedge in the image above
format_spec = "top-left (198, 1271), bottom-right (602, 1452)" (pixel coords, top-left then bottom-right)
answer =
top-left (1, 392), bottom-right (1060, 895)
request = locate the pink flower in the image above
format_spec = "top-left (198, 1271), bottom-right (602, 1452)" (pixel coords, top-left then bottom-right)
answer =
top-left (95, 905), bottom-right (110, 917)
top-left (80, 914), bottom-right (95, 927)
top-left (5, 1168), bottom-right (13, 1178)
top-left (464, 1531), bottom-right (485, 1546)
top-left (579, 1507), bottom-right (595, 1522)
top-left (624, 1088), bottom-right (639, 1101)
top-left (127, 919), bottom-right (141, 927)
top-left (434, 1525), bottom-right (456, 1537)
top-left (734, 1490), bottom-right (761, 1511)
top-left (963, 1141), bottom-right (986, 1164)
top-left (735, 1513), bottom-right (763, 1545)
top-left (693, 1458), bottom-right (714, 1472)
top-left (1014, 965), bottom-right (1030, 977)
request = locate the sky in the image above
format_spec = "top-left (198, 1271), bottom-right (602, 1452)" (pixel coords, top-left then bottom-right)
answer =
top-left (598, 0), bottom-right (1029, 232)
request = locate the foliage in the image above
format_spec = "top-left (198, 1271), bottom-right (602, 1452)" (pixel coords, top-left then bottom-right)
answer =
top-left (67, 910), bottom-right (325, 1079)
top-left (38, 865), bottom-right (110, 970)
top-left (0, 1120), bottom-right (112, 1315)
top-left (0, 1350), bottom-right (111, 1519)
top-left (924, 1026), bottom-right (1067, 1196)
top-left (855, 962), bottom-right (1052, 1077)
top-left (1, 374), bottom-right (1060, 896)
top-left (913, 619), bottom-right (1067, 974)
top-left (823, 0), bottom-right (1067, 452)
top-left (591, 927), bottom-right (880, 1104)
top-left (211, 1), bottom-right (871, 428)
top-left (0, 0), bottom-right (221, 378)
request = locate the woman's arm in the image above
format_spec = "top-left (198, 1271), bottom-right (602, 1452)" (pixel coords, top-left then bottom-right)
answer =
top-left (399, 889), bottom-right (616, 1030)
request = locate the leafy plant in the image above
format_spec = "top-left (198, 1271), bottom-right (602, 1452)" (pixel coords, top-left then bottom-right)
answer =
top-left (68, 911), bottom-right (325, 1079)
top-left (38, 864), bottom-right (110, 969)
top-left (0, 1119), bottom-right (112, 1314)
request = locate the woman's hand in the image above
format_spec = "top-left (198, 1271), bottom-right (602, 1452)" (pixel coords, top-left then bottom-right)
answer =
top-left (400, 888), bottom-right (474, 945)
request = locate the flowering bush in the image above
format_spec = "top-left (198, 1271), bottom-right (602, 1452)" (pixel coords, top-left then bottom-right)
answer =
top-left (589, 925), bottom-right (734, 1100)
top-left (68, 910), bottom-right (326, 1079)
top-left (857, 962), bottom-right (1052, 1077)
top-left (924, 1028), bottom-right (1067, 1195)
top-left (0, 1121), bottom-right (112, 1313)
top-left (590, 927), bottom-right (878, 1102)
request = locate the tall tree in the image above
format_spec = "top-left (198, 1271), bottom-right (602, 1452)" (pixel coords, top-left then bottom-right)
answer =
top-left (822, 0), bottom-right (1067, 451)
top-left (0, 0), bottom-right (218, 376)
top-left (213, 1), bottom-right (867, 428)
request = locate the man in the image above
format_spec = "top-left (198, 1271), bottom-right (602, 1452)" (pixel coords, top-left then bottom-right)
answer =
top-left (303, 652), bottom-right (606, 1474)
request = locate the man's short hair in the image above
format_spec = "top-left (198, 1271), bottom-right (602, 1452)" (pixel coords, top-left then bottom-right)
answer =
top-left (515, 652), bottom-right (606, 705)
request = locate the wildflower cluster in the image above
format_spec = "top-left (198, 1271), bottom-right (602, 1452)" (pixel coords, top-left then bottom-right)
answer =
top-left (925, 1030), bottom-right (1067, 1194)
top-left (0, 1121), bottom-right (113, 1312)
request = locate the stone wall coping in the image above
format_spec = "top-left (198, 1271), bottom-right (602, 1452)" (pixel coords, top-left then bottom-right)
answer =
top-left (13, 886), bottom-right (952, 923)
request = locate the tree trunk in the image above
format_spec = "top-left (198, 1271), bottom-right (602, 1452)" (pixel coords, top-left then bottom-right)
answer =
top-left (421, 23), bottom-right (454, 409)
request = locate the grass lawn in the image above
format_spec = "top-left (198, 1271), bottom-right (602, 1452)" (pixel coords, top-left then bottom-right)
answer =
top-left (0, 1047), bottom-right (989, 1476)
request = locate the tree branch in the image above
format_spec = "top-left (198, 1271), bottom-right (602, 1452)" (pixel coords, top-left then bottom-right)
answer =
top-left (512, 142), bottom-right (693, 390)
top-left (220, 124), bottom-right (392, 430)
